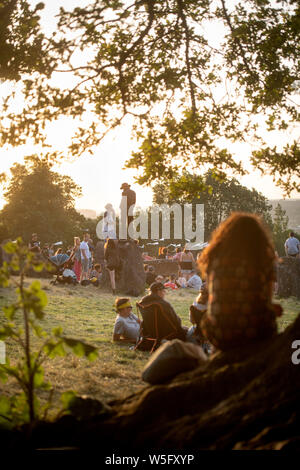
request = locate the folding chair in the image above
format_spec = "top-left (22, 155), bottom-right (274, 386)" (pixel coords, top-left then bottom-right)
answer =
top-left (135, 301), bottom-right (181, 354)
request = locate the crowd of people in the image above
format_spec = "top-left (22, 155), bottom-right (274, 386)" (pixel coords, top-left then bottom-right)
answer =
top-left (24, 191), bottom-right (299, 360)
top-left (112, 212), bottom-right (285, 358)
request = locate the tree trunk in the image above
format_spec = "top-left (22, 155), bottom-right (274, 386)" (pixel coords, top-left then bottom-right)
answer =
top-left (22, 313), bottom-right (300, 451)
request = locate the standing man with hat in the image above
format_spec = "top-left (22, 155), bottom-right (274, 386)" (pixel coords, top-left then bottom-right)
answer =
top-left (120, 182), bottom-right (136, 239)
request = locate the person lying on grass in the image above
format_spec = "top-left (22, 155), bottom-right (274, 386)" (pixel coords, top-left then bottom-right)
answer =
top-left (113, 297), bottom-right (141, 344)
top-left (197, 212), bottom-right (283, 352)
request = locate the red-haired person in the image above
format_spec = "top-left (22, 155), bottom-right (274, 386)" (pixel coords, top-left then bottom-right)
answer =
top-left (198, 213), bottom-right (283, 351)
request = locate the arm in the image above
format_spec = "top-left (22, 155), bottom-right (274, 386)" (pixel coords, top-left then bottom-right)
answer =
top-left (284, 241), bottom-right (288, 256)
top-left (81, 247), bottom-right (87, 260)
top-left (112, 333), bottom-right (136, 343)
top-left (190, 252), bottom-right (196, 267)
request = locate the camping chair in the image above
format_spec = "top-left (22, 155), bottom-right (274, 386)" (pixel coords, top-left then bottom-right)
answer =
top-left (135, 301), bottom-right (182, 354)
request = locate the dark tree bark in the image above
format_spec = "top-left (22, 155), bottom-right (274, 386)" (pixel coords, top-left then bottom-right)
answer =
top-left (6, 313), bottom-right (298, 451)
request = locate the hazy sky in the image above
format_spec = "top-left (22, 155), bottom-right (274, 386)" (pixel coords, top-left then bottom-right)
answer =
top-left (0, 0), bottom-right (299, 214)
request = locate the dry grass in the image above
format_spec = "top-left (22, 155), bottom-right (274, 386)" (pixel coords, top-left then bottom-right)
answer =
top-left (0, 277), bottom-right (299, 416)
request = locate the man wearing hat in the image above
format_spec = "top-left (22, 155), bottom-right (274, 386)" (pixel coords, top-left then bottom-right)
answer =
top-left (120, 182), bottom-right (136, 238)
top-left (137, 282), bottom-right (186, 348)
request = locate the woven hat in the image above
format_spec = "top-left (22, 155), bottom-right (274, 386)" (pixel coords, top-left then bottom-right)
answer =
top-left (120, 182), bottom-right (131, 189)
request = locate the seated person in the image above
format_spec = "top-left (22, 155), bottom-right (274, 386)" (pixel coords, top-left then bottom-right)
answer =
top-left (164, 274), bottom-right (178, 290)
top-left (90, 263), bottom-right (103, 286)
top-left (142, 252), bottom-right (154, 261)
top-left (198, 212), bottom-right (283, 352)
top-left (42, 243), bottom-right (50, 258)
top-left (187, 270), bottom-right (202, 290)
top-left (155, 274), bottom-right (165, 283)
top-left (62, 266), bottom-right (78, 284)
top-left (136, 282), bottom-right (186, 350)
top-left (176, 271), bottom-right (187, 288)
top-left (113, 298), bottom-right (141, 343)
top-left (28, 233), bottom-right (41, 253)
top-left (186, 283), bottom-right (211, 354)
top-left (145, 265), bottom-right (156, 286)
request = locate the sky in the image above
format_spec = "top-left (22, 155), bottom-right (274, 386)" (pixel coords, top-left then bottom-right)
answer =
top-left (0, 0), bottom-right (299, 215)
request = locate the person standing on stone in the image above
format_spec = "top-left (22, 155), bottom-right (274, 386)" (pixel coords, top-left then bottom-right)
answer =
top-left (120, 182), bottom-right (136, 238)
top-left (284, 232), bottom-right (300, 258)
top-left (103, 203), bottom-right (117, 240)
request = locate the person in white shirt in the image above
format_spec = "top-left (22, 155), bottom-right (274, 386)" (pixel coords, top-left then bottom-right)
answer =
top-left (284, 232), bottom-right (300, 257)
top-left (103, 203), bottom-right (117, 240)
top-left (80, 232), bottom-right (91, 281)
top-left (187, 271), bottom-right (202, 290)
top-left (113, 298), bottom-right (141, 343)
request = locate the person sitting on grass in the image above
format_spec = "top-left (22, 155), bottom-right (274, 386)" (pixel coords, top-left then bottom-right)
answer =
top-left (62, 263), bottom-right (78, 285)
top-left (176, 271), bottom-right (187, 288)
top-left (113, 298), bottom-right (141, 344)
top-left (186, 270), bottom-right (202, 290)
top-left (155, 274), bottom-right (165, 283)
top-left (186, 283), bottom-right (211, 354)
top-left (164, 274), bottom-right (178, 290)
top-left (90, 263), bottom-right (103, 286)
top-left (198, 212), bottom-right (283, 352)
top-left (137, 282), bottom-right (187, 348)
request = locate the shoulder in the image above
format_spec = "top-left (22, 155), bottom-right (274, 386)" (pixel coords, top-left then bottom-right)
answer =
top-left (130, 313), bottom-right (139, 322)
top-left (114, 315), bottom-right (124, 325)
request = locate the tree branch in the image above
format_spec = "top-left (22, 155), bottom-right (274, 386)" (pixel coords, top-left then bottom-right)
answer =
top-left (177, 0), bottom-right (196, 114)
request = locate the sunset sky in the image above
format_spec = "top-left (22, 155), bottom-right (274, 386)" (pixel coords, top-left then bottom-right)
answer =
top-left (0, 0), bottom-right (299, 215)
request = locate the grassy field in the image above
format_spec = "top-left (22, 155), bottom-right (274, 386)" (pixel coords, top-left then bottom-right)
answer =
top-left (0, 278), bottom-right (299, 416)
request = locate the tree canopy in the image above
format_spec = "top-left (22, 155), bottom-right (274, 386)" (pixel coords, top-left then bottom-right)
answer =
top-left (0, 155), bottom-right (85, 243)
top-left (0, 0), bottom-right (299, 193)
top-left (153, 171), bottom-right (273, 240)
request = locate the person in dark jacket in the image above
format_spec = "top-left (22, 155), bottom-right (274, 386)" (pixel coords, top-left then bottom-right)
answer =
top-left (145, 265), bottom-right (156, 286)
top-left (137, 282), bottom-right (186, 350)
top-left (120, 182), bottom-right (136, 238)
top-left (104, 238), bottom-right (121, 294)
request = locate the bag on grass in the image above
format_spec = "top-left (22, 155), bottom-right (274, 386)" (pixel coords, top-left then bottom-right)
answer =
top-left (142, 339), bottom-right (207, 384)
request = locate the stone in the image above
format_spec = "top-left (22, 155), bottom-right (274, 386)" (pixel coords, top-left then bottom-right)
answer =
top-left (277, 257), bottom-right (300, 299)
top-left (117, 240), bottom-right (146, 296)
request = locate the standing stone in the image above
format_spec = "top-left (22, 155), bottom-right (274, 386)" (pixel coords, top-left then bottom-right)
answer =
top-left (276, 257), bottom-right (300, 299)
top-left (117, 240), bottom-right (146, 296)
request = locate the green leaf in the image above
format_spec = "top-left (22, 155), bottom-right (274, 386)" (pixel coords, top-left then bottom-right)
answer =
top-left (61, 391), bottom-right (77, 410)
top-left (3, 304), bottom-right (18, 320)
top-left (3, 242), bottom-right (17, 254)
top-left (61, 337), bottom-right (98, 361)
top-left (0, 325), bottom-right (15, 340)
top-left (43, 340), bottom-right (66, 358)
top-left (0, 396), bottom-right (12, 428)
top-left (52, 326), bottom-right (63, 336)
top-left (33, 366), bottom-right (45, 388)
top-left (0, 367), bottom-right (8, 383)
